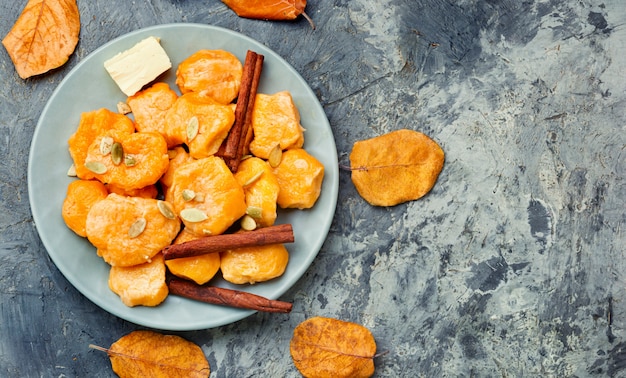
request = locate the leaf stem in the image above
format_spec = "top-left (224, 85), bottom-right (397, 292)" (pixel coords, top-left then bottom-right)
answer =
top-left (301, 11), bottom-right (316, 30)
top-left (88, 344), bottom-right (109, 353)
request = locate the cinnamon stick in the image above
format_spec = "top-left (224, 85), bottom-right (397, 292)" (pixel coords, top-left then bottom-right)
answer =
top-left (168, 279), bottom-right (292, 313)
top-left (162, 224), bottom-right (294, 260)
top-left (223, 50), bottom-right (258, 158)
top-left (219, 50), bottom-right (264, 172)
top-left (237, 53), bottom-right (263, 159)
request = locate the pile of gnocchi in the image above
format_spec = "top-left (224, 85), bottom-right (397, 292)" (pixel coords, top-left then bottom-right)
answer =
top-left (61, 47), bottom-right (324, 307)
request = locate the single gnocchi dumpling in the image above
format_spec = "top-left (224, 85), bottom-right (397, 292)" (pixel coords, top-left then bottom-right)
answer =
top-left (165, 156), bottom-right (247, 236)
top-left (83, 129), bottom-right (170, 191)
top-left (175, 49), bottom-right (243, 104)
top-left (272, 148), bottom-right (324, 209)
top-left (85, 193), bottom-right (180, 267)
top-left (62, 179), bottom-right (109, 237)
top-left (126, 82), bottom-right (179, 146)
top-left (234, 157), bottom-right (280, 228)
top-left (68, 108), bottom-right (135, 180)
top-left (220, 243), bottom-right (289, 285)
top-left (159, 146), bottom-right (195, 192)
top-left (109, 253), bottom-right (169, 307)
top-left (249, 91), bottom-right (305, 159)
top-left (164, 92), bottom-right (235, 158)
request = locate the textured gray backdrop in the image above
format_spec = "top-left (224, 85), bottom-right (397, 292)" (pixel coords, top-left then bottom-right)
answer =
top-left (1, 0), bottom-right (625, 376)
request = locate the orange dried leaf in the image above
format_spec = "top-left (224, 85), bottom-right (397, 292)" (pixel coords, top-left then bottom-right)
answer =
top-left (222, 0), bottom-right (315, 28)
top-left (349, 129), bottom-right (445, 207)
top-left (98, 330), bottom-right (210, 378)
top-left (2, 0), bottom-right (80, 79)
top-left (290, 317), bottom-right (376, 378)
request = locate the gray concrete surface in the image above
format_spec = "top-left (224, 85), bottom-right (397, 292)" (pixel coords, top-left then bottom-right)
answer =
top-left (1, 0), bottom-right (625, 376)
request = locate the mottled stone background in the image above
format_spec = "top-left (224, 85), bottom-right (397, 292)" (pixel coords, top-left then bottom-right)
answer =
top-left (1, 0), bottom-right (624, 376)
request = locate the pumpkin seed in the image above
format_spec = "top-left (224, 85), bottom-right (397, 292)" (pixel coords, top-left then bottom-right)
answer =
top-left (117, 101), bottom-right (131, 114)
top-left (85, 161), bottom-right (107, 174)
top-left (182, 189), bottom-right (196, 202)
top-left (243, 170), bottom-right (264, 187)
top-left (157, 200), bottom-right (176, 219)
top-left (186, 116), bottom-right (199, 142)
top-left (128, 218), bottom-right (147, 238)
top-left (111, 142), bottom-right (124, 165)
top-left (246, 206), bottom-right (263, 219)
top-left (67, 164), bottom-right (77, 177)
top-left (124, 154), bottom-right (137, 167)
top-left (240, 215), bottom-right (257, 231)
top-left (268, 144), bottom-right (282, 168)
top-left (180, 208), bottom-right (208, 223)
top-left (100, 136), bottom-right (114, 155)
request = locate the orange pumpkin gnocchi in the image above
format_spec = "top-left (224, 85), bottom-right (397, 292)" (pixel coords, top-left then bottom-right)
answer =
top-left (220, 243), bottom-right (289, 285)
top-left (83, 129), bottom-right (169, 190)
top-left (166, 156), bottom-right (247, 236)
top-left (164, 92), bottom-right (234, 158)
top-left (62, 179), bottom-right (109, 237)
top-left (85, 193), bottom-right (180, 267)
top-left (126, 82), bottom-right (178, 146)
top-left (63, 48), bottom-right (329, 308)
top-left (249, 91), bottom-right (305, 159)
top-left (234, 157), bottom-right (280, 228)
top-left (272, 148), bottom-right (324, 209)
top-left (175, 49), bottom-right (243, 104)
top-left (109, 253), bottom-right (169, 307)
top-left (159, 146), bottom-right (195, 191)
top-left (68, 108), bottom-right (135, 180)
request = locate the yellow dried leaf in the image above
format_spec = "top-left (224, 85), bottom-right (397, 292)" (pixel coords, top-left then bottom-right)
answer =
top-left (2, 0), bottom-right (80, 79)
top-left (290, 317), bottom-right (376, 378)
top-left (349, 129), bottom-right (444, 206)
top-left (104, 330), bottom-right (210, 378)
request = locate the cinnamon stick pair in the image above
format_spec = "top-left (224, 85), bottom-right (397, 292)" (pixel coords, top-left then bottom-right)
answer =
top-left (165, 224), bottom-right (295, 313)
top-left (219, 50), bottom-right (264, 172)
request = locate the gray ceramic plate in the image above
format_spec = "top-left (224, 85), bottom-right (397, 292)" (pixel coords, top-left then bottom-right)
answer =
top-left (28, 23), bottom-right (338, 330)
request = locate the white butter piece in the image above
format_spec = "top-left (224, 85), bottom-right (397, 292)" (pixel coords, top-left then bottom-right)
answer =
top-left (104, 36), bottom-right (172, 96)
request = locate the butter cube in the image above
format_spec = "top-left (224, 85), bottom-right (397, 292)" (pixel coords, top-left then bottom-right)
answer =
top-left (104, 36), bottom-right (172, 96)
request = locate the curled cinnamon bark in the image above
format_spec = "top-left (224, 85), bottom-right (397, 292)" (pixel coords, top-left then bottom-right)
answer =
top-left (219, 50), bottom-right (264, 172)
top-left (162, 224), bottom-right (294, 260)
top-left (239, 54), bottom-right (263, 158)
top-left (168, 279), bottom-right (292, 313)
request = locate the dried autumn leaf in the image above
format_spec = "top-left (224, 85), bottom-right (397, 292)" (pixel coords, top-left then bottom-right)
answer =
top-left (222, 0), bottom-right (315, 29)
top-left (98, 330), bottom-right (210, 378)
top-left (290, 317), bottom-right (376, 378)
top-left (349, 129), bottom-right (444, 207)
top-left (2, 0), bottom-right (80, 79)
